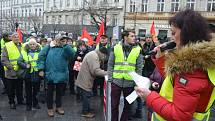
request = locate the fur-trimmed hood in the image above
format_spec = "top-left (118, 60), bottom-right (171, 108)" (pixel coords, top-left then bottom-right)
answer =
top-left (165, 38), bottom-right (215, 76)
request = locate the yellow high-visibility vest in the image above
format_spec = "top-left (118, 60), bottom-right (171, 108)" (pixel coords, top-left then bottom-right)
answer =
top-left (152, 68), bottom-right (215, 121)
top-left (21, 50), bottom-right (39, 73)
top-left (4, 41), bottom-right (21, 71)
top-left (113, 43), bottom-right (141, 80)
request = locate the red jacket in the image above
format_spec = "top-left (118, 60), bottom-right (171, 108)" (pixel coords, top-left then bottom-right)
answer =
top-left (146, 40), bottom-right (215, 121)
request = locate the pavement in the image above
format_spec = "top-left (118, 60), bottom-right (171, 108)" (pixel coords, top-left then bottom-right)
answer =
top-left (0, 82), bottom-right (214, 121)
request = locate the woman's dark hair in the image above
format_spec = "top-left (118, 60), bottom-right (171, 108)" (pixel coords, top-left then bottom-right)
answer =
top-left (169, 9), bottom-right (211, 45)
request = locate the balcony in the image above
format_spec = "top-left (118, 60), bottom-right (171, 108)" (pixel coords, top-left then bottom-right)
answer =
top-left (125, 11), bottom-right (215, 21)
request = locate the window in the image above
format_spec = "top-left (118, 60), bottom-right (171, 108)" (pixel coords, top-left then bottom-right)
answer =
top-left (130, 0), bottom-right (136, 12)
top-left (75, 0), bottom-right (78, 6)
top-left (35, 9), bottom-right (37, 16)
top-left (58, 15), bottom-right (62, 24)
top-left (93, 0), bottom-right (97, 4)
top-left (157, 0), bottom-right (165, 12)
top-left (104, 0), bottom-right (107, 3)
top-left (46, 16), bottom-right (49, 24)
top-left (39, 9), bottom-right (42, 16)
top-left (53, 0), bottom-right (56, 7)
top-left (65, 15), bottom-right (68, 24)
top-left (60, 0), bottom-right (62, 8)
top-left (171, 0), bottom-right (180, 12)
top-left (29, 9), bottom-right (31, 16)
top-left (67, 0), bottom-right (70, 7)
top-left (113, 16), bottom-right (118, 26)
top-left (141, 0), bottom-right (148, 12)
top-left (14, 10), bottom-right (16, 17)
top-left (17, 10), bottom-right (19, 17)
top-left (25, 9), bottom-right (27, 17)
top-left (22, 9), bottom-right (24, 17)
top-left (207, 0), bottom-right (215, 11)
top-left (52, 16), bottom-right (55, 24)
top-left (186, 0), bottom-right (195, 10)
top-left (138, 29), bottom-right (146, 37)
top-left (114, 0), bottom-right (119, 2)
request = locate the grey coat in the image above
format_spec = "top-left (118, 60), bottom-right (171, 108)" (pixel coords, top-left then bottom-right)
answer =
top-left (75, 50), bottom-right (107, 92)
top-left (1, 42), bottom-right (22, 79)
top-left (107, 43), bottom-right (143, 88)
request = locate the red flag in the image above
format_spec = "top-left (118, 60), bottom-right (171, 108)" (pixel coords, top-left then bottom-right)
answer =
top-left (96, 21), bottom-right (105, 44)
top-left (150, 21), bottom-right (158, 42)
top-left (80, 27), bottom-right (94, 46)
top-left (17, 27), bottom-right (23, 43)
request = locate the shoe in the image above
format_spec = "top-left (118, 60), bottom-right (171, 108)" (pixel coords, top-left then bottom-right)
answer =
top-left (56, 108), bottom-right (64, 115)
top-left (81, 112), bottom-right (95, 118)
top-left (47, 109), bottom-right (54, 117)
top-left (33, 104), bottom-right (41, 109)
top-left (26, 106), bottom-right (32, 111)
top-left (10, 103), bottom-right (16, 109)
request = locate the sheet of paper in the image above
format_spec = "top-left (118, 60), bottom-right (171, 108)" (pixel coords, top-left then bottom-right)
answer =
top-left (126, 72), bottom-right (151, 104)
top-left (126, 91), bottom-right (138, 104)
top-left (105, 75), bottom-right (108, 81)
top-left (128, 72), bottom-right (150, 89)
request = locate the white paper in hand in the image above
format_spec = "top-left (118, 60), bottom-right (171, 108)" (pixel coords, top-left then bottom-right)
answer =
top-left (126, 91), bottom-right (138, 104)
top-left (128, 72), bottom-right (150, 89)
top-left (126, 72), bottom-right (150, 104)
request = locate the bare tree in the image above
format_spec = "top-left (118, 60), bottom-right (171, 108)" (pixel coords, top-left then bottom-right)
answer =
top-left (29, 16), bottom-right (43, 36)
top-left (4, 16), bottom-right (16, 32)
top-left (83, 0), bottom-right (118, 33)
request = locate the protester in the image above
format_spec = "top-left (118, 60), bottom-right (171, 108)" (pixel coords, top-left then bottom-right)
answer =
top-left (37, 34), bottom-right (75, 117)
top-left (1, 32), bottom-right (25, 109)
top-left (17, 38), bottom-right (41, 111)
top-left (75, 47), bottom-right (108, 118)
top-left (0, 32), bottom-right (11, 95)
top-left (93, 34), bottom-right (110, 97)
top-left (135, 9), bottom-right (215, 121)
top-left (108, 30), bottom-right (143, 121)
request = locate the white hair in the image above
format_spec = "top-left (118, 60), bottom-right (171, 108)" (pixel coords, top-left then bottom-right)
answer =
top-left (28, 38), bottom-right (37, 44)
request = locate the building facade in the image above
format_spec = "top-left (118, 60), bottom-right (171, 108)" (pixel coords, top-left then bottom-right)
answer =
top-left (124, 0), bottom-right (215, 39)
top-left (43, 0), bottom-right (124, 38)
top-left (0, 0), bottom-right (44, 34)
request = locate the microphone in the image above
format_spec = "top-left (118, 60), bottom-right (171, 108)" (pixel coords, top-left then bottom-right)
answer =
top-left (148, 41), bottom-right (176, 55)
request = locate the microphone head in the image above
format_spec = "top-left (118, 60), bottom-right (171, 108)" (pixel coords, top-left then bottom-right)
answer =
top-left (160, 42), bottom-right (176, 52)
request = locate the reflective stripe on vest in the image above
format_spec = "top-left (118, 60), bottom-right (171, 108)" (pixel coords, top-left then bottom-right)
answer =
top-left (152, 69), bottom-right (215, 121)
top-left (4, 41), bottom-right (21, 71)
top-left (21, 50), bottom-right (39, 73)
top-left (113, 44), bottom-right (141, 80)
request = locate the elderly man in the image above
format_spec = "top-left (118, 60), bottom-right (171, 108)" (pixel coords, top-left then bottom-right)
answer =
top-left (1, 32), bottom-right (24, 109)
top-left (37, 34), bottom-right (75, 117)
top-left (75, 47), bottom-right (108, 118)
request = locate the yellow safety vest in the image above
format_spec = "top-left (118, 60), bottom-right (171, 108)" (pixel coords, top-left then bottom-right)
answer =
top-left (113, 44), bottom-right (141, 80)
top-left (4, 41), bottom-right (21, 71)
top-left (1, 38), bottom-right (5, 50)
top-left (21, 50), bottom-right (39, 73)
top-left (152, 68), bottom-right (215, 121)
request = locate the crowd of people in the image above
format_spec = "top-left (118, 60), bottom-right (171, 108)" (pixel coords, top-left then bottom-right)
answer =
top-left (0, 9), bottom-right (214, 121)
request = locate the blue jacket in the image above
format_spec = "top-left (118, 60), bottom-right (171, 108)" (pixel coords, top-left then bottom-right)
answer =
top-left (37, 44), bottom-right (75, 83)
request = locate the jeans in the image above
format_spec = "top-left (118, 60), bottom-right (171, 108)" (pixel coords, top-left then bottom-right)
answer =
top-left (77, 87), bottom-right (93, 113)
